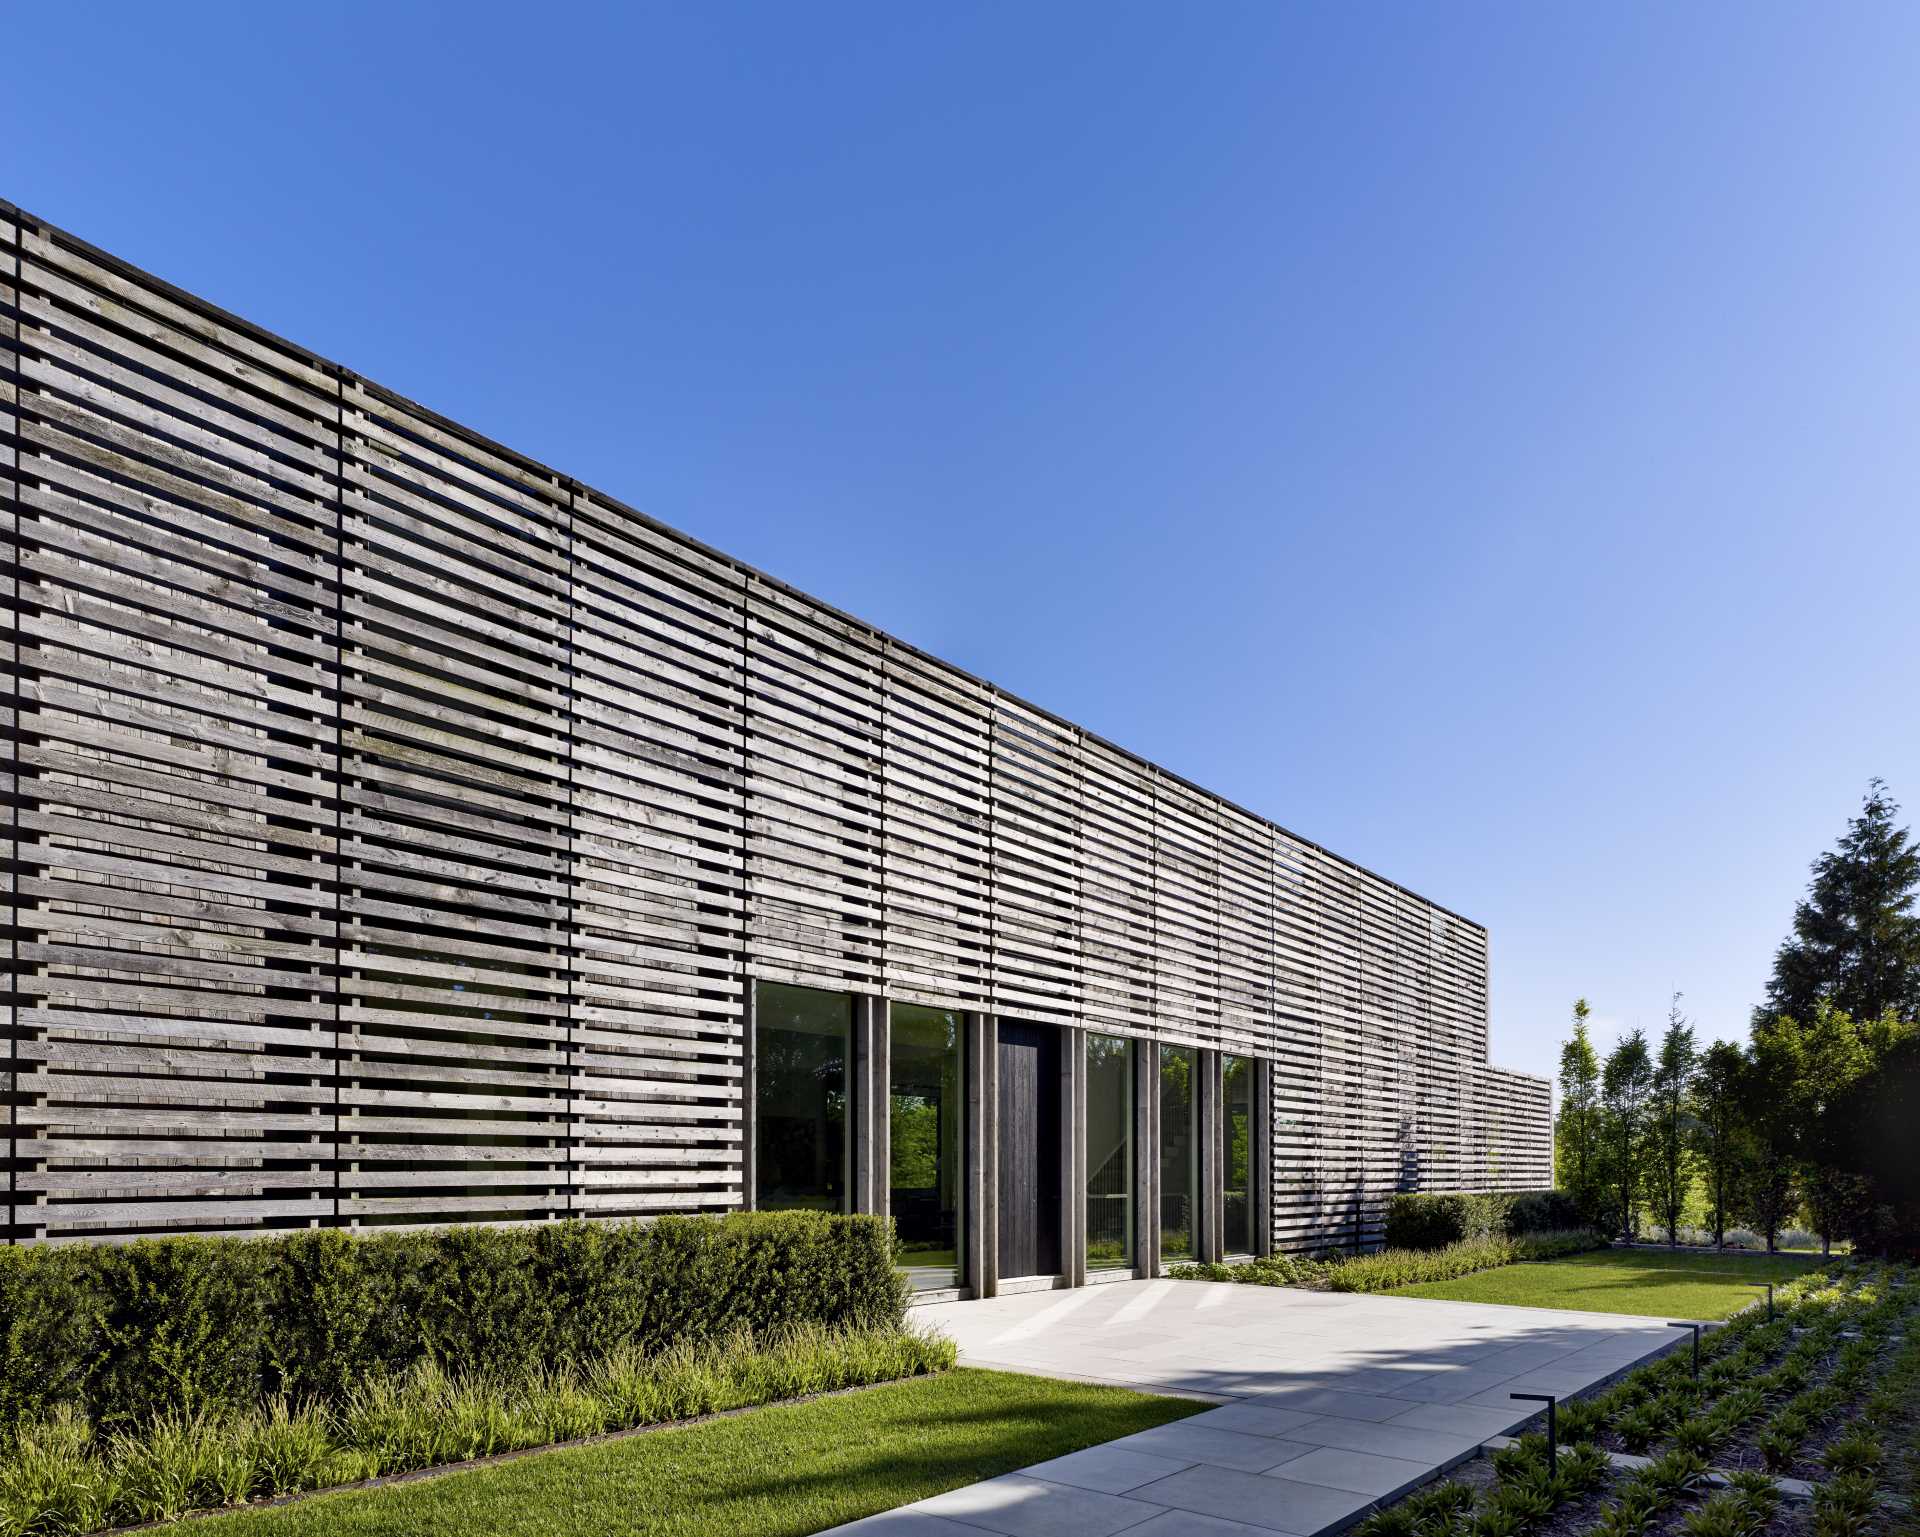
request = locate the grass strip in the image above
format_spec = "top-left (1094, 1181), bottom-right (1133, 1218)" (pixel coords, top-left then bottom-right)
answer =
top-left (193, 1368), bottom-right (1202, 1537)
top-left (0, 1324), bottom-right (954, 1533)
top-left (1389, 1247), bottom-right (1828, 1318)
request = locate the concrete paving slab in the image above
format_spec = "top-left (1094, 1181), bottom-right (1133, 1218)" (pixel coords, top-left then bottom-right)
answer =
top-left (1277, 1446), bottom-right (1434, 1498)
top-left (1385, 1401), bottom-right (1535, 1438)
top-left (1196, 1402), bottom-right (1327, 1439)
top-left (1017, 1443), bottom-right (1195, 1494)
top-left (1249, 1386), bottom-right (1416, 1422)
top-left (1120, 1419), bottom-right (1316, 1473)
top-left (912, 1473), bottom-right (1161, 1537)
top-left (830, 1511), bottom-right (992, 1537)
top-left (818, 1278), bottom-right (1679, 1537)
top-left (1283, 1416), bottom-right (1485, 1463)
top-left (1131, 1465), bottom-right (1373, 1534)
top-left (1121, 1513), bottom-right (1300, 1537)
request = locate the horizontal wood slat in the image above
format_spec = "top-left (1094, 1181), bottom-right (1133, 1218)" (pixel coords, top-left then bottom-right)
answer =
top-left (0, 201), bottom-right (1546, 1248)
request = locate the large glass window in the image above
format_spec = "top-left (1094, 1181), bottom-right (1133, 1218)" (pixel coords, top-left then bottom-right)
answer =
top-left (1086, 1034), bottom-right (1134, 1271)
top-left (1159, 1044), bottom-right (1197, 1261)
top-left (1222, 1055), bottom-right (1252, 1255)
top-left (889, 1004), bottom-right (963, 1290)
top-left (755, 983), bottom-right (851, 1211)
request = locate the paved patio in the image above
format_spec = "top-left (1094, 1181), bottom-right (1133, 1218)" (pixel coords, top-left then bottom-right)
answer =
top-left (827, 1277), bottom-right (1680, 1537)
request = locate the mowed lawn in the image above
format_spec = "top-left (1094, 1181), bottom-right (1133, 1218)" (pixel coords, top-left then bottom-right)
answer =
top-left (1392, 1248), bottom-right (1829, 1318)
top-left (200, 1368), bottom-right (1201, 1537)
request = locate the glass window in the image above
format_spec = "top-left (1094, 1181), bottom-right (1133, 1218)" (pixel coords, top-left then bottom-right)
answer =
top-left (1086, 1034), bottom-right (1134, 1271)
top-left (1223, 1055), bottom-right (1253, 1255)
top-left (1159, 1044), bottom-right (1197, 1261)
top-left (755, 983), bottom-right (851, 1211)
top-left (889, 1004), bottom-right (964, 1289)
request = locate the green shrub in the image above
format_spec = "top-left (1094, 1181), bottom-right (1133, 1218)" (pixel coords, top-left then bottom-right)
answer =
top-left (1384, 1193), bottom-right (1511, 1251)
top-left (1166, 1254), bottom-right (1331, 1287)
top-left (1323, 1230), bottom-right (1606, 1293)
top-left (0, 1212), bottom-right (903, 1435)
top-left (1503, 1191), bottom-right (1585, 1234)
top-left (1382, 1191), bottom-right (1584, 1250)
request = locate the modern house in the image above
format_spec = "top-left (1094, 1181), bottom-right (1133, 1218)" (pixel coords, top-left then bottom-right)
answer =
top-left (0, 202), bottom-right (1552, 1290)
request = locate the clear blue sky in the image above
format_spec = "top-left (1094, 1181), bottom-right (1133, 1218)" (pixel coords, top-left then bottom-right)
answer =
top-left (9, 4), bottom-right (1918, 1079)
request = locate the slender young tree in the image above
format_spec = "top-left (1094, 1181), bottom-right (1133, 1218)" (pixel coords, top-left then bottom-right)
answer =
top-left (1689, 1040), bottom-right (1747, 1247)
top-left (1765, 780), bottom-right (1920, 1025)
top-left (1600, 1029), bottom-right (1653, 1238)
top-left (1741, 1013), bottom-right (1807, 1252)
top-left (1556, 999), bottom-right (1603, 1218)
top-left (1646, 996), bottom-right (1698, 1244)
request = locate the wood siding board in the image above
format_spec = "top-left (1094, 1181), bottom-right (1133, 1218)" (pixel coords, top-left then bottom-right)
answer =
top-left (0, 201), bottom-right (1538, 1247)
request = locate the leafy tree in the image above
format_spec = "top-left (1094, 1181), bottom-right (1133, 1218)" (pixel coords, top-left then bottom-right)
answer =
top-left (1555, 999), bottom-right (1603, 1218)
top-left (1740, 1012), bottom-right (1806, 1252)
top-left (1645, 997), bottom-right (1698, 1244)
top-left (1798, 1002), bottom-right (1912, 1253)
top-left (1830, 1031), bottom-right (1920, 1257)
top-left (1689, 1040), bottom-right (1747, 1246)
top-left (1764, 780), bottom-right (1920, 1025)
top-left (1600, 1029), bottom-right (1653, 1238)
top-left (889, 1096), bottom-right (939, 1188)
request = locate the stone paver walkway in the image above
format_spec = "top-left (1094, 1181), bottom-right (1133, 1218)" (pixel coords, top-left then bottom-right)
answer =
top-left (827, 1278), bottom-right (1681, 1537)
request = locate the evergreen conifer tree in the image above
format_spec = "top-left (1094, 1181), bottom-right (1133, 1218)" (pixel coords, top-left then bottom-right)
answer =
top-left (1765, 780), bottom-right (1920, 1024)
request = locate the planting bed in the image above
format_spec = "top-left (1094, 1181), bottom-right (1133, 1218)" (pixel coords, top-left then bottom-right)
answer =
top-left (1167, 1229), bottom-right (1610, 1293)
top-left (1354, 1261), bottom-right (1919, 1537)
top-left (0, 1325), bottom-right (955, 1534)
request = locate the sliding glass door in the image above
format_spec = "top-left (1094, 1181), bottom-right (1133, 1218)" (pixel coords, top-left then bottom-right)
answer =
top-left (1159, 1044), bottom-right (1197, 1261)
top-left (1222, 1054), bottom-right (1252, 1256)
top-left (755, 983), bottom-right (851, 1212)
top-left (1085, 1034), bottom-right (1133, 1272)
top-left (889, 1004), bottom-right (963, 1289)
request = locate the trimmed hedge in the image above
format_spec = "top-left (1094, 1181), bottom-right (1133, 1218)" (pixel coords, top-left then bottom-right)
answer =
top-left (1382, 1190), bottom-right (1582, 1251)
top-left (1503, 1189), bottom-right (1584, 1235)
top-left (1384, 1193), bottom-right (1507, 1251)
top-left (0, 1211), bottom-right (903, 1435)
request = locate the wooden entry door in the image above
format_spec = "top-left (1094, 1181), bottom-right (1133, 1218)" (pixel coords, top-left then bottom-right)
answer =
top-left (996, 1021), bottom-right (1062, 1278)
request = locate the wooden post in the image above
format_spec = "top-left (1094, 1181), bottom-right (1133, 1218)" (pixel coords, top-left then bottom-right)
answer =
top-left (851, 995), bottom-right (889, 1215)
top-left (1136, 1039), bottom-right (1159, 1277)
top-left (965, 1012), bottom-right (998, 1297)
top-left (1064, 1026), bottom-right (1086, 1288)
top-left (1198, 1049), bottom-right (1222, 1264)
top-left (742, 979), bottom-right (758, 1211)
top-left (1253, 1057), bottom-right (1274, 1258)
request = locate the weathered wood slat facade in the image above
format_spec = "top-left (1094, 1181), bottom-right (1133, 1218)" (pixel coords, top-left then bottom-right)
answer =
top-left (0, 201), bottom-right (1552, 1248)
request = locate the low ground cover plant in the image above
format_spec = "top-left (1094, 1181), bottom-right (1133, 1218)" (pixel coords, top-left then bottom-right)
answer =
top-left (186, 1369), bottom-right (1203, 1537)
top-left (0, 1322), bottom-right (953, 1534)
top-left (1353, 1429), bottom-right (1611, 1537)
top-left (1350, 1260), bottom-right (1919, 1537)
top-left (1168, 1229), bottom-right (1606, 1292)
top-left (1324, 1231), bottom-right (1606, 1293)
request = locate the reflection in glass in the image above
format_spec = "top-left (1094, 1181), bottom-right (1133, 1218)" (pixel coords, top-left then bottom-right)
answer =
top-left (890, 1005), bottom-right (964, 1289)
top-left (1086, 1035), bottom-right (1133, 1271)
top-left (755, 983), bottom-right (851, 1211)
top-left (1159, 1044), bottom-right (1197, 1260)
top-left (1223, 1055), bottom-right (1252, 1255)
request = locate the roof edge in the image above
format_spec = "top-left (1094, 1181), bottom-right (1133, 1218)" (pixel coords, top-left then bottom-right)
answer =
top-left (1, 193), bottom-right (1487, 931)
